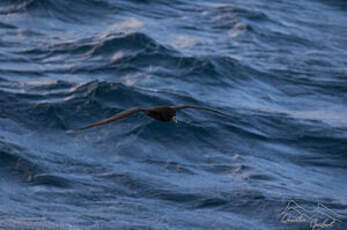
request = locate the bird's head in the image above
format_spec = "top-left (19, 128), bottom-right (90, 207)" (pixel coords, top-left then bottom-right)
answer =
top-left (167, 107), bottom-right (177, 123)
top-left (165, 107), bottom-right (177, 123)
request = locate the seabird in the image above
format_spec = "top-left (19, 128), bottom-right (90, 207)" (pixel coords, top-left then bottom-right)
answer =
top-left (77, 105), bottom-right (225, 130)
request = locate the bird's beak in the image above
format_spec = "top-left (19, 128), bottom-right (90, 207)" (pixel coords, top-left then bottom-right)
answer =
top-left (172, 116), bottom-right (177, 123)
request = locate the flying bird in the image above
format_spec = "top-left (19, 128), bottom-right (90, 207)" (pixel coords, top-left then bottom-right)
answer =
top-left (77, 105), bottom-right (225, 130)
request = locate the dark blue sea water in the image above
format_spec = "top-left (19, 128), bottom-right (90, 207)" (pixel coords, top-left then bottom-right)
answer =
top-left (1, 0), bottom-right (347, 229)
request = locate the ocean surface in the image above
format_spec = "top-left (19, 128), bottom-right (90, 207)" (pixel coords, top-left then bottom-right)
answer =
top-left (0, 0), bottom-right (347, 229)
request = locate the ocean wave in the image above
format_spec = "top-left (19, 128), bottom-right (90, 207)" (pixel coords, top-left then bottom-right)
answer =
top-left (30, 173), bottom-right (72, 188)
top-left (0, 140), bottom-right (42, 183)
top-left (0, 0), bottom-right (346, 229)
top-left (0, 0), bottom-right (113, 22)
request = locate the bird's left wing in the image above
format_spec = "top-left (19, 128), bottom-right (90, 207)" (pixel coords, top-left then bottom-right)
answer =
top-left (77, 108), bottom-right (145, 130)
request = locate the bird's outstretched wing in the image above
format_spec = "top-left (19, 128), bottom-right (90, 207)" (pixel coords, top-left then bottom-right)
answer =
top-left (77, 108), bottom-right (145, 130)
top-left (171, 105), bottom-right (227, 117)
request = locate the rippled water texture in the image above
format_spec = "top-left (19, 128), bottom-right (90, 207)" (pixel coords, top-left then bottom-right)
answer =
top-left (0, 0), bottom-right (347, 229)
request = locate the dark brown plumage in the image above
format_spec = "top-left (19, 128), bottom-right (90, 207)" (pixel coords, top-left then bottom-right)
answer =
top-left (77, 105), bottom-right (225, 130)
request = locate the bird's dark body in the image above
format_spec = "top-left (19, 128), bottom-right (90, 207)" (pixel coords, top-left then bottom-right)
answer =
top-left (145, 106), bottom-right (176, 122)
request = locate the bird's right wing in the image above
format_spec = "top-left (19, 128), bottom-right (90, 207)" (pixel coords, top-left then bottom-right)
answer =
top-left (77, 108), bottom-right (145, 130)
top-left (171, 105), bottom-right (227, 117)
